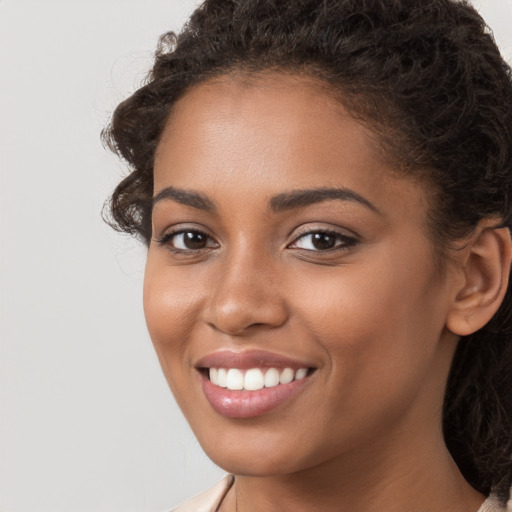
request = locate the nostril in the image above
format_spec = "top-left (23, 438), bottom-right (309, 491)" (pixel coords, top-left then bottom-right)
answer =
top-left (203, 269), bottom-right (289, 335)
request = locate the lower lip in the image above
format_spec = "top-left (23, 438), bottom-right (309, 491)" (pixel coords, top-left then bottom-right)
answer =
top-left (199, 372), bottom-right (312, 419)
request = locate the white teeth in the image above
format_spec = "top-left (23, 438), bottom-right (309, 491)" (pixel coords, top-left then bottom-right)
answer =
top-left (226, 368), bottom-right (244, 390)
top-left (295, 368), bottom-right (308, 380)
top-left (217, 368), bottom-right (227, 387)
top-left (279, 367), bottom-right (295, 384)
top-left (244, 369), bottom-right (265, 391)
top-left (264, 368), bottom-right (280, 388)
top-left (208, 366), bottom-right (310, 390)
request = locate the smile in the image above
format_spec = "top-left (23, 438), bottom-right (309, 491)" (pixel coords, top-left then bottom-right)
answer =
top-left (195, 350), bottom-right (316, 418)
top-left (208, 367), bottom-right (309, 391)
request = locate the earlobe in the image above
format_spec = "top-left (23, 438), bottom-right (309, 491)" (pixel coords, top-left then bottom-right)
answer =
top-left (446, 225), bottom-right (512, 336)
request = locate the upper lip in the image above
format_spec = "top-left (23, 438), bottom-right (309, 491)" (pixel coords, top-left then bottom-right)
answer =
top-left (195, 349), bottom-right (315, 370)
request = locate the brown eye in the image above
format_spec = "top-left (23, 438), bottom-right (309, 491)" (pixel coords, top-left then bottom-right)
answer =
top-left (310, 233), bottom-right (337, 250)
top-left (290, 230), bottom-right (357, 252)
top-left (167, 230), bottom-right (216, 251)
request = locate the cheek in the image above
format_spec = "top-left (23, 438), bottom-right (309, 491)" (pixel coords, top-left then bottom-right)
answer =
top-left (289, 247), bottom-right (446, 392)
top-left (142, 257), bottom-right (203, 382)
top-left (293, 257), bottom-right (439, 339)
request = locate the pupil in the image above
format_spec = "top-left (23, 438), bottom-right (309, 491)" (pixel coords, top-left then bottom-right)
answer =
top-left (312, 233), bottom-right (335, 250)
top-left (184, 232), bottom-right (207, 249)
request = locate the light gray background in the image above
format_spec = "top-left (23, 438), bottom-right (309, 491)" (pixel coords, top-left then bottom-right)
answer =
top-left (1, 1), bottom-right (511, 511)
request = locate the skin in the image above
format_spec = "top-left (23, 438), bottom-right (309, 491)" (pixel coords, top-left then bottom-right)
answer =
top-left (144, 73), bottom-right (490, 511)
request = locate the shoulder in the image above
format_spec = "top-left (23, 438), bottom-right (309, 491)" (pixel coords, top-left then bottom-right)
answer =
top-left (171, 475), bottom-right (234, 512)
top-left (477, 492), bottom-right (511, 512)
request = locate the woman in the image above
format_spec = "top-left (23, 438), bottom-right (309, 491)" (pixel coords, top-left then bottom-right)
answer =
top-left (103, 0), bottom-right (512, 510)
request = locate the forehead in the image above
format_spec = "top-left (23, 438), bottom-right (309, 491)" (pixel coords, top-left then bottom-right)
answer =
top-left (154, 72), bottom-right (430, 224)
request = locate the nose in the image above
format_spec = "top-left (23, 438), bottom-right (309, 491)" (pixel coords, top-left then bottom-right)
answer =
top-left (203, 247), bottom-right (289, 336)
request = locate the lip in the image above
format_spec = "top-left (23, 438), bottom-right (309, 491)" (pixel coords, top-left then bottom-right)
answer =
top-left (195, 349), bottom-right (313, 370)
top-left (195, 350), bottom-right (316, 419)
top-left (199, 372), bottom-right (313, 418)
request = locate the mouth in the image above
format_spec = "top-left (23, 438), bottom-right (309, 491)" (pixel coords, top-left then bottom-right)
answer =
top-left (195, 350), bottom-right (317, 418)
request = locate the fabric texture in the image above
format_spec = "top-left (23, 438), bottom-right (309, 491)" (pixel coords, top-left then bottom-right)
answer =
top-left (171, 475), bottom-right (234, 512)
top-left (171, 475), bottom-right (509, 512)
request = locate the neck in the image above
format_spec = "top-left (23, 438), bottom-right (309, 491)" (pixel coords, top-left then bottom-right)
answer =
top-left (221, 424), bottom-right (484, 512)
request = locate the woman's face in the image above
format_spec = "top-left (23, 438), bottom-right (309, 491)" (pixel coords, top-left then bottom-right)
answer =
top-left (144, 73), bottom-right (461, 476)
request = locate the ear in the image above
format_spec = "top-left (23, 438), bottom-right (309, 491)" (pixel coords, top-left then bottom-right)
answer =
top-left (446, 224), bottom-right (512, 336)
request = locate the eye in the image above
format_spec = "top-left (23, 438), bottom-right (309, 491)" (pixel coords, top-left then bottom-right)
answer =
top-left (289, 230), bottom-right (357, 252)
top-left (156, 229), bottom-right (218, 252)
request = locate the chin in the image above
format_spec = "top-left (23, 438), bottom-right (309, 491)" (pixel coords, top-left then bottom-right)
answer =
top-left (196, 429), bottom-right (321, 477)
top-left (210, 453), bottom-right (308, 477)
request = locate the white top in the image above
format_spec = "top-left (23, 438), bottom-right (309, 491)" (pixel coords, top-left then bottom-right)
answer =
top-left (172, 475), bottom-right (234, 512)
top-left (171, 475), bottom-right (510, 512)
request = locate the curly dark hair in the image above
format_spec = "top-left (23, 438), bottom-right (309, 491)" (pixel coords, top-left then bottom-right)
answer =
top-left (102, 0), bottom-right (512, 502)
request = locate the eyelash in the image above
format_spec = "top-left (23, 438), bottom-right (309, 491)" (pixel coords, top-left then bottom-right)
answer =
top-left (288, 229), bottom-right (358, 253)
top-left (155, 228), bottom-right (217, 254)
top-left (155, 227), bottom-right (358, 256)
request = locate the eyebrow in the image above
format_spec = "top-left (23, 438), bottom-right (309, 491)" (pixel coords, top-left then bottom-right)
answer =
top-left (152, 186), bottom-right (216, 212)
top-left (152, 186), bottom-right (380, 215)
top-left (269, 187), bottom-right (380, 214)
